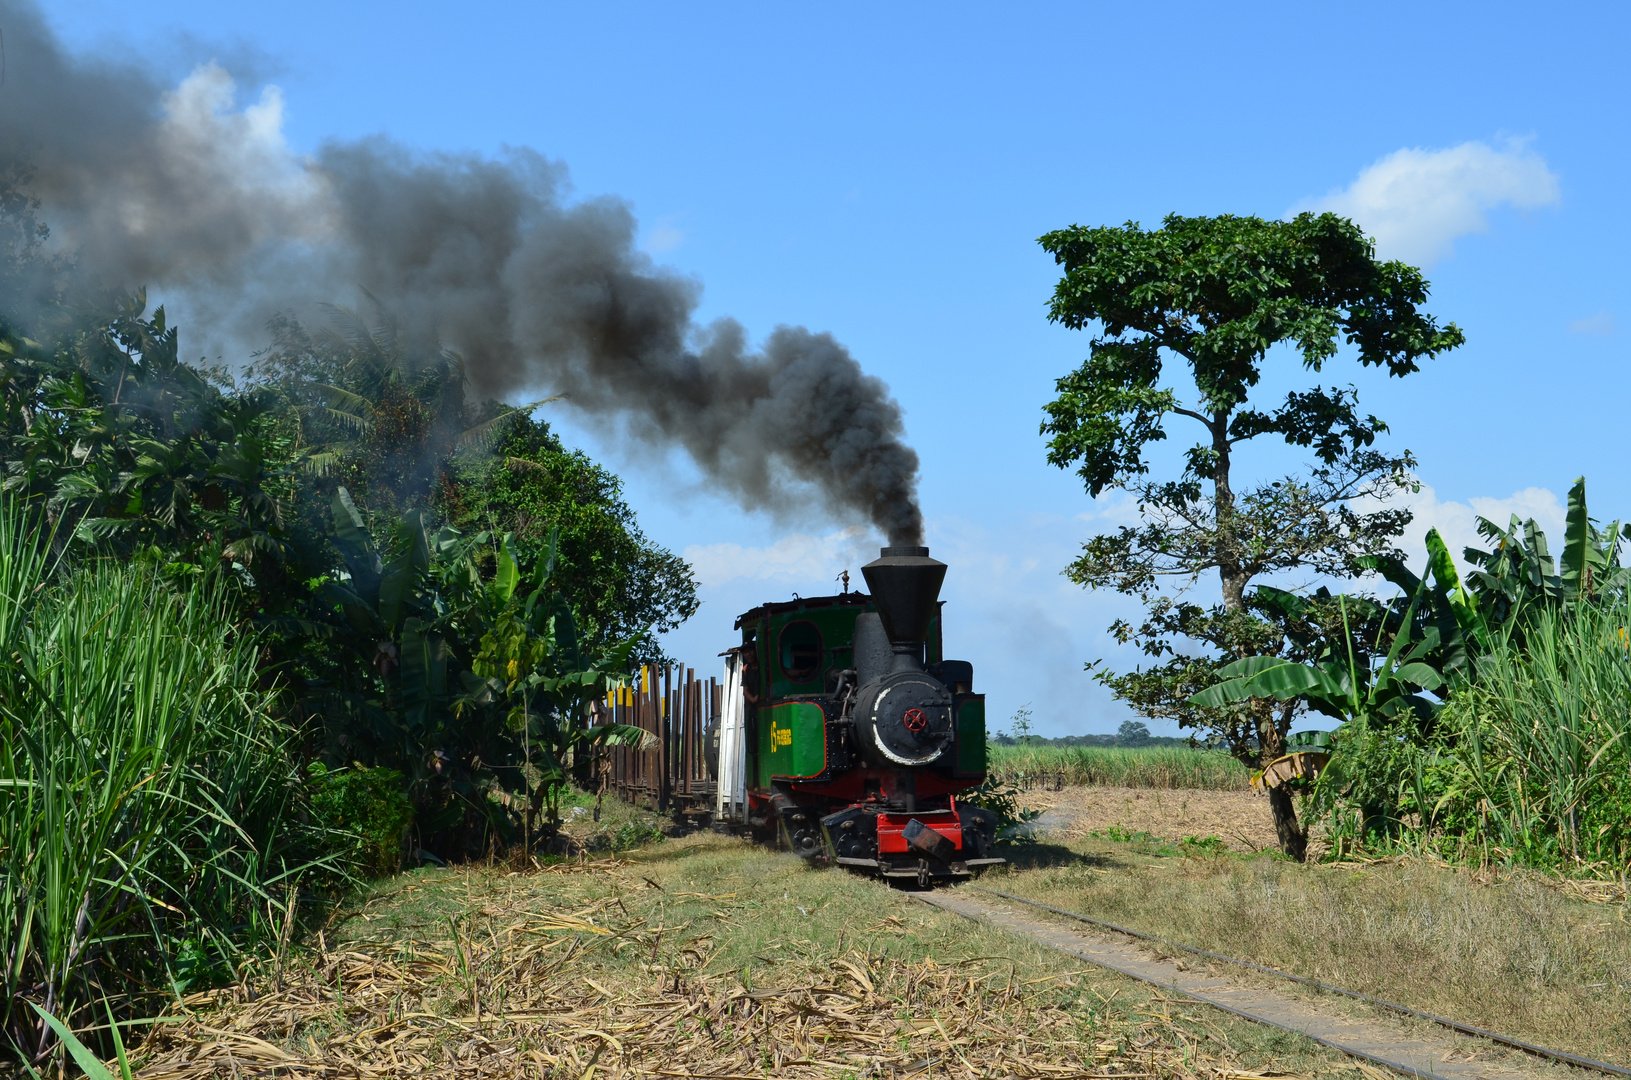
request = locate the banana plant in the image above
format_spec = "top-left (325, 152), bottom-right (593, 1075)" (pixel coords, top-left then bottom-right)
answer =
top-left (1190, 593), bottom-right (1443, 726)
top-left (323, 487), bottom-right (462, 735)
top-left (313, 484), bottom-right (520, 842)
top-left (1192, 528), bottom-right (1483, 827)
top-left (467, 528), bottom-right (647, 830)
top-left (1190, 528), bottom-right (1477, 726)
top-left (1464, 476), bottom-right (1631, 628)
top-left (313, 489), bottom-right (649, 847)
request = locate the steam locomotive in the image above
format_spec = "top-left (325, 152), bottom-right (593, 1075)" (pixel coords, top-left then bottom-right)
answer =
top-left (713, 545), bottom-right (1002, 884)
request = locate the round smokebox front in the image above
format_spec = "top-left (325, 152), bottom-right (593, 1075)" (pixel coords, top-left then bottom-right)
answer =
top-left (857, 671), bottom-right (953, 766)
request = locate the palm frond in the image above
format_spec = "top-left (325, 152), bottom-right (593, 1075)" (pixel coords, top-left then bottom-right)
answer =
top-left (298, 452), bottom-right (346, 477)
top-left (318, 406), bottom-right (372, 435)
top-left (454, 396), bottom-right (566, 452)
top-left (504, 456), bottom-right (551, 475)
top-left (311, 384), bottom-right (377, 418)
top-left (72, 516), bottom-right (137, 539)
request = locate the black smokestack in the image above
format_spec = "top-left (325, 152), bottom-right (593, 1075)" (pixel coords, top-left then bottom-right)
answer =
top-left (0, 3), bottom-right (924, 545)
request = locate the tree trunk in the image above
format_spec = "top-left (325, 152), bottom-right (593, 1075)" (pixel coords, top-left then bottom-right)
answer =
top-left (1258, 706), bottom-right (1308, 860)
top-left (1213, 409), bottom-right (1308, 861)
top-left (1210, 410), bottom-right (1249, 613)
top-left (1267, 785), bottom-right (1307, 861)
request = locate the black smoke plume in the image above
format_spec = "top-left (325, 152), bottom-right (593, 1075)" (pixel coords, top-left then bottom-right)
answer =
top-left (0, 3), bottom-right (924, 544)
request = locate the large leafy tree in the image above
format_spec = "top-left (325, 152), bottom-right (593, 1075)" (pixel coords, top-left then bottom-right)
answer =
top-left (1040, 212), bottom-right (1463, 858)
top-left (442, 413), bottom-right (699, 661)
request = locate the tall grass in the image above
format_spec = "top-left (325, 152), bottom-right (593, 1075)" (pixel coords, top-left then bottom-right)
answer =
top-left (1415, 598), bottom-right (1631, 868)
top-left (987, 743), bottom-right (1250, 791)
top-left (0, 502), bottom-right (342, 1067)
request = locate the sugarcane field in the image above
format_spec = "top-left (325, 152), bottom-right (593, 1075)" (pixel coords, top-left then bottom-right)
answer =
top-left (5, 2), bottom-right (1631, 1077)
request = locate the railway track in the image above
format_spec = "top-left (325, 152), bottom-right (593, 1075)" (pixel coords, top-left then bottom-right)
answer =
top-left (919, 885), bottom-right (1628, 1080)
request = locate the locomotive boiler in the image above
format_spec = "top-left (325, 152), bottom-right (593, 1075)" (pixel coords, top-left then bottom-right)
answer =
top-left (714, 545), bottom-right (1002, 884)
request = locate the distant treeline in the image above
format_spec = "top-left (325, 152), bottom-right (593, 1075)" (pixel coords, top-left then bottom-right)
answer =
top-left (988, 718), bottom-right (1196, 749)
top-left (988, 732), bottom-right (1191, 748)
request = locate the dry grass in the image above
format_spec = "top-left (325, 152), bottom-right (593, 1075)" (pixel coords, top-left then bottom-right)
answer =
top-left (1017, 787), bottom-right (1280, 854)
top-left (989, 838), bottom-right (1631, 1069)
top-left (127, 833), bottom-right (1357, 1079)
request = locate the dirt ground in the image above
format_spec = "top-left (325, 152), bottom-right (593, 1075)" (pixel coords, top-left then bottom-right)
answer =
top-left (1019, 783), bottom-right (1283, 851)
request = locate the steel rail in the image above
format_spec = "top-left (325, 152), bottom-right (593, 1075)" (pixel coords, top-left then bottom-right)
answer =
top-left (972, 886), bottom-right (1631, 1078)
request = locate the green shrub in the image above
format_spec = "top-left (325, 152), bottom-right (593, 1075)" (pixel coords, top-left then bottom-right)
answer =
top-left (964, 776), bottom-right (1041, 844)
top-left (1092, 825), bottom-right (1164, 845)
top-left (1180, 835), bottom-right (1229, 857)
top-left (308, 764), bottom-right (415, 877)
top-left (611, 821), bottom-right (666, 851)
top-left (1318, 598), bottom-right (1631, 870)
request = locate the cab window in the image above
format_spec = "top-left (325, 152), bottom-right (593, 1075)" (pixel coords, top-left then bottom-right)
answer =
top-left (778, 620), bottom-right (823, 682)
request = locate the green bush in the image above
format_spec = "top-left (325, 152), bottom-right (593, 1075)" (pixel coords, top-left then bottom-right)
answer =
top-left (1319, 598), bottom-right (1631, 870)
top-left (964, 776), bottom-right (1041, 844)
top-left (611, 821), bottom-right (666, 851)
top-left (1179, 834), bottom-right (1229, 857)
top-left (308, 763), bottom-right (415, 877)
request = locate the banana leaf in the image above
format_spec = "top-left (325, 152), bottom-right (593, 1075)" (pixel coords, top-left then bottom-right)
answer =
top-left (493, 533), bottom-right (521, 605)
top-left (378, 513), bottom-right (430, 632)
top-left (329, 487), bottom-right (381, 604)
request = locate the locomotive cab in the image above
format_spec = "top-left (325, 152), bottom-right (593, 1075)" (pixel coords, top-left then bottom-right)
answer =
top-left (715, 545), bottom-right (1002, 885)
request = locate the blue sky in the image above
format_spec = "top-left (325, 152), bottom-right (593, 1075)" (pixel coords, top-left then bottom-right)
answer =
top-left (40, 2), bottom-right (1631, 735)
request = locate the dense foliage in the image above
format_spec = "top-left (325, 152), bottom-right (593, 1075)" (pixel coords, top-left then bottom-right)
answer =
top-left (443, 412), bottom-right (699, 658)
top-left (0, 284), bottom-right (696, 843)
top-left (0, 192), bottom-right (698, 1065)
top-left (241, 302), bottom-right (698, 658)
top-left (1196, 477), bottom-right (1631, 873)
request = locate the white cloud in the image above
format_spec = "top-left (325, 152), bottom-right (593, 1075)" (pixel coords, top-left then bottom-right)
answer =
top-left (1293, 139), bottom-right (1559, 266)
top-left (1382, 482), bottom-right (1565, 579)
top-left (683, 527), bottom-right (873, 588)
top-left (1568, 311), bottom-right (1617, 336)
top-left (144, 63), bottom-right (332, 243)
